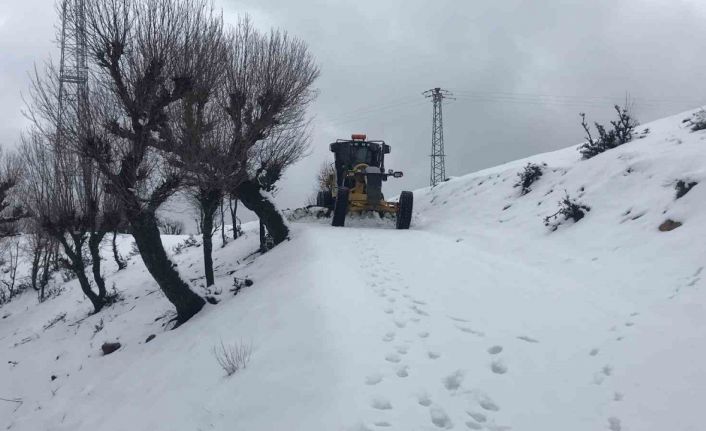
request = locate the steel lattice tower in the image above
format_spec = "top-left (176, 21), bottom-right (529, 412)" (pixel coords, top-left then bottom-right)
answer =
top-left (57, 0), bottom-right (89, 148)
top-left (423, 87), bottom-right (453, 187)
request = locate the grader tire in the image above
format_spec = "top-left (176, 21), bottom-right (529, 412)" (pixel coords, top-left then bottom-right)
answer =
top-left (332, 188), bottom-right (349, 227)
top-left (395, 191), bottom-right (413, 230)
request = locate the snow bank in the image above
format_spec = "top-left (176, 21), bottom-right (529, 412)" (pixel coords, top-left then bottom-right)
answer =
top-left (3, 107), bottom-right (706, 431)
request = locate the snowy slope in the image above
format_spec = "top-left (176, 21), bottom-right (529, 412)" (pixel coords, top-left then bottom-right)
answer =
top-left (2, 108), bottom-right (706, 431)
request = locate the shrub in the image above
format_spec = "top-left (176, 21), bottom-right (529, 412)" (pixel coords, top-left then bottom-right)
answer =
top-left (544, 193), bottom-right (591, 231)
top-left (213, 339), bottom-right (252, 376)
top-left (578, 105), bottom-right (638, 159)
top-left (689, 110), bottom-right (706, 132)
top-left (675, 180), bottom-right (697, 199)
top-left (158, 218), bottom-right (184, 235)
top-left (173, 235), bottom-right (199, 255)
top-left (514, 163), bottom-right (545, 195)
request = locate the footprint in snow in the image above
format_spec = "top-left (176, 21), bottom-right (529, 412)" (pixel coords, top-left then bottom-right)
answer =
top-left (608, 417), bottom-right (622, 431)
top-left (396, 365), bottom-right (409, 378)
top-left (443, 370), bottom-right (464, 391)
top-left (428, 351), bottom-right (441, 359)
top-left (593, 366), bottom-right (612, 384)
top-left (458, 326), bottom-right (485, 336)
top-left (466, 412), bottom-right (487, 423)
top-left (417, 393), bottom-right (432, 407)
top-left (429, 406), bottom-right (453, 429)
top-left (490, 360), bottom-right (508, 374)
top-left (418, 331), bottom-right (430, 339)
top-left (465, 421), bottom-right (483, 430)
top-left (373, 421), bottom-right (391, 427)
top-left (382, 332), bottom-right (395, 342)
top-left (413, 299), bottom-right (427, 305)
top-left (589, 348), bottom-right (599, 356)
top-left (410, 305), bottom-right (429, 316)
top-left (516, 335), bottom-right (539, 343)
top-left (365, 373), bottom-right (383, 385)
top-left (396, 345), bottom-right (409, 355)
top-left (371, 398), bottom-right (392, 410)
top-left (449, 316), bottom-right (469, 323)
top-left (487, 345), bottom-right (503, 355)
top-left (383, 307), bottom-right (393, 314)
top-left (477, 394), bottom-right (500, 411)
top-left (385, 353), bottom-right (402, 363)
top-left (394, 320), bottom-right (407, 328)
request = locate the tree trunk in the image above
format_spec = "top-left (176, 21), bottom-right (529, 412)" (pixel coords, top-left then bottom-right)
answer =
top-left (39, 248), bottom-right (51, 301)
top-left (220, 200), bottom-right (226, 247)
top-left (112, 230), bottom-right (127, 270)
top-left (259, 219), bottom-right (266, 252)
top-left (236, 180), bottom-right (288, 245)
top-left (57, 233), bottom-right (104, 313)
top-left (198, 190), bottom-right (220, 287)
top-left (129, 211), bottom-right (204, 325)
top-left (88, 231), bottom-right (107, 298)
top-left (30, 246), bottom-right (41, 292)
top-left (229, 197), bottom-right (238, 239)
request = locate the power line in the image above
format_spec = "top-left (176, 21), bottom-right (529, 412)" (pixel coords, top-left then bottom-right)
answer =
top-left (324, 101), bottom-right (427, 127)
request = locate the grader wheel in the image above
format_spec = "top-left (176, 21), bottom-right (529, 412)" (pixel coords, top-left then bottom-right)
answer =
top-left (332, 187), bottom-right (349, 227)
top-left (395, 191), bottom-right (413, 230)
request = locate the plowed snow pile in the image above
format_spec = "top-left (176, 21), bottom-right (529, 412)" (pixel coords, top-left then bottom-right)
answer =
top-left (2, 108), bottom-right (706, 431)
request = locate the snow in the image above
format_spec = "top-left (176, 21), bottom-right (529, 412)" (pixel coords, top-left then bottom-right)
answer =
top-left (3, 107), bottom-right (706, 430)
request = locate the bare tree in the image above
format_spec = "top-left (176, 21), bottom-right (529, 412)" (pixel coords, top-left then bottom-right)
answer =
top-left (0, 238), bottom-right (21, 302)
top-left (24, 52), bottom-right (120, 312)
top-left (75, 0), bottom-right (230, 323)
top-left (221, 17), bottom-right (319, 247)
top-left (0, 148), bottom-right (29, 238)
top-left (20, 130), bottom-right (108, 313)
top-left (227, 196), bottom-right (240, 239)
top-left (316, 161), bottom-right (336, 194)
top-left (251, 124), bottom-right (310, 251)
top-left (25, 223), bottom-right (51, 295)
top-left (127, 13), bottom-right (318, 286)
top-left (186, 187), bottom-right (222, 286)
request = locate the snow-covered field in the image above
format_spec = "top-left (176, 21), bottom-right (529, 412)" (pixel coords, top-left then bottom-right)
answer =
top-left (2, 108), bottom-right (706, 431)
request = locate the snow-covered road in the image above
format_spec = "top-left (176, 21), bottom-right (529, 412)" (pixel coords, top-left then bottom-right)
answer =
top-left (291, 222), bottom-right (649, 431)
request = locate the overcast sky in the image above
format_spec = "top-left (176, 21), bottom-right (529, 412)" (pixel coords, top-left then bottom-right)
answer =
top-left (2, 0), bottom-right (706, 219)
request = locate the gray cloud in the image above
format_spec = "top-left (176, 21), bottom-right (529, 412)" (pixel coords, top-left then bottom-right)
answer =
top-left (3, 0), bottom-right (706, 214)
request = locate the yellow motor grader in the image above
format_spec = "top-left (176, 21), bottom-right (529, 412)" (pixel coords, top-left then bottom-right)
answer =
top-left (316, 134), bottom-right (413, 229)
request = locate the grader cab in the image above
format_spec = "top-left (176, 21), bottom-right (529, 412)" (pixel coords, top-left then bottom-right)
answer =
top-left (317, 134), bottom-right (413, 229)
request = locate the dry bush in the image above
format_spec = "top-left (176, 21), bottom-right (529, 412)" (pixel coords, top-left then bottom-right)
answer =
top-left (212, 339), bottom-right (252, 376)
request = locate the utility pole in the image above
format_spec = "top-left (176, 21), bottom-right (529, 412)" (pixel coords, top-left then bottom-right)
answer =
top-left (57, 0), bottom-right (92, 190)
top-left (423, 87), bottom-right (453, 187)
top-left (57, 0), bottom-right (89, 150)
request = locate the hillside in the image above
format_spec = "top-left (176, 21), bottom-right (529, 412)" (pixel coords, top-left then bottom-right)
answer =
top-left (2, 108), bottom-right (706, 431)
